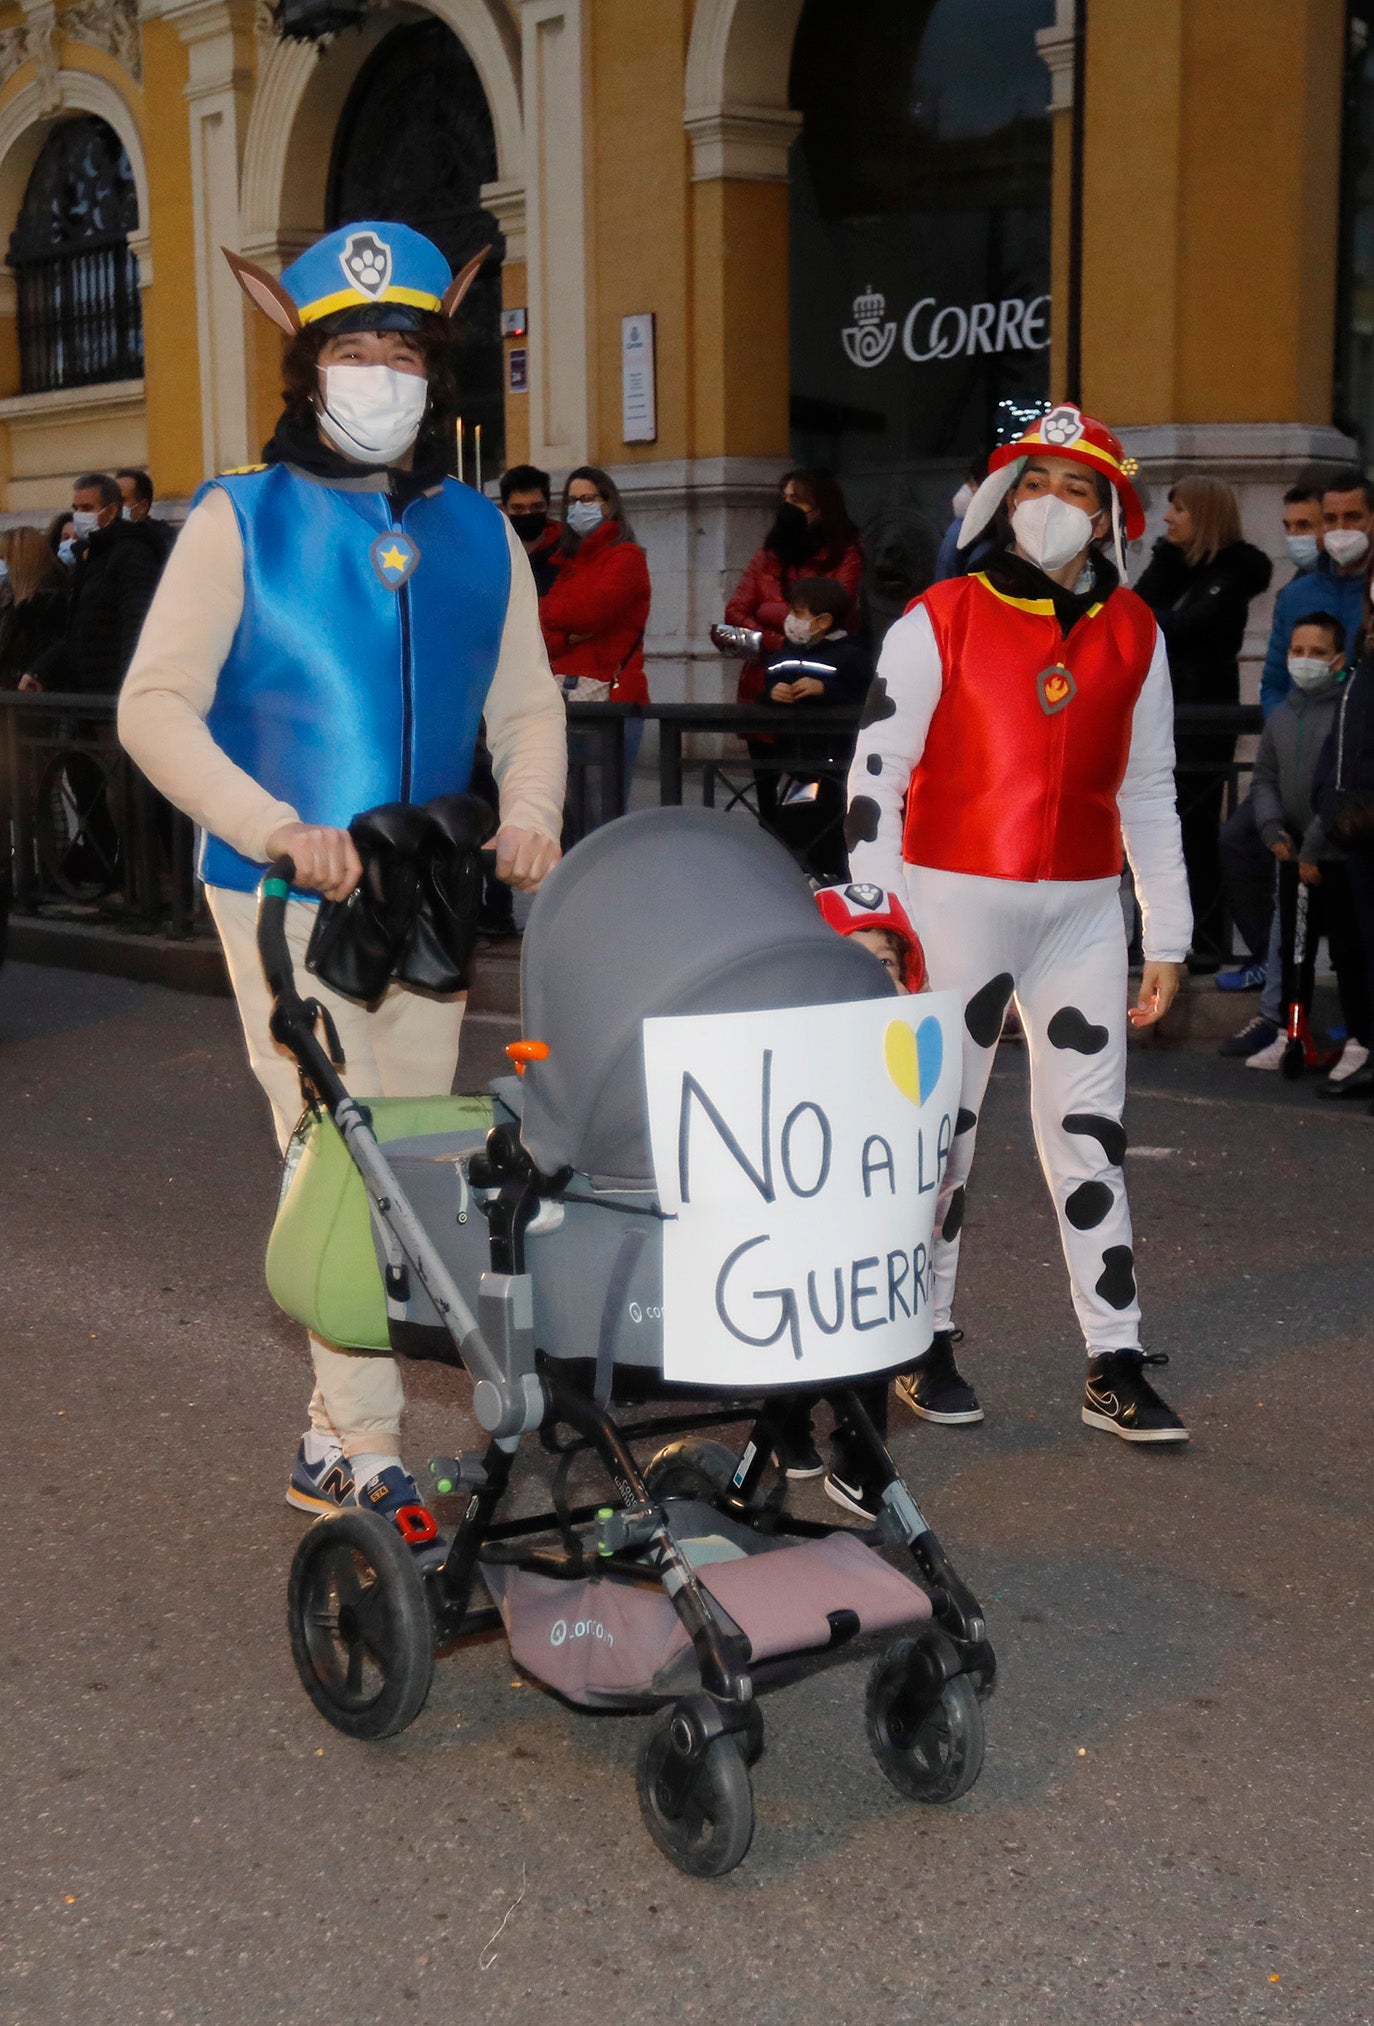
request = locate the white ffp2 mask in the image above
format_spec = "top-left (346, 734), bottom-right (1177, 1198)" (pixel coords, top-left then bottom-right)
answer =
top-left (1011, 494), bottom-right (1095, 573)
top-left (1287, 655), bottom-right (1340, 692)
top-left (317, 364), bottom-right (428, 464)
top-left (1323, 527), bottom-right (1370, 568)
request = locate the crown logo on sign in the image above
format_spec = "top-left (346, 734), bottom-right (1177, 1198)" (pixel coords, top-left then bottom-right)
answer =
top-left (852, 286), bottom-right (886, 326)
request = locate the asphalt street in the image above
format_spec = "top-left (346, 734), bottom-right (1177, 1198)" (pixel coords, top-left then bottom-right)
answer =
top-left (2, 958), bottom-right (1371, 2026)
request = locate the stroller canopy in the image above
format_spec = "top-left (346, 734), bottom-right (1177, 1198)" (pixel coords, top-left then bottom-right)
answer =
top-left (518, 807), bottom-right (896, 1190)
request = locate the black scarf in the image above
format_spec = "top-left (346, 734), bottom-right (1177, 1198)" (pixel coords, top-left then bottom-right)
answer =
top-left (983, 544), bottom-right (1120, 638)
top-left (262, 409), bottom-right (447, 510)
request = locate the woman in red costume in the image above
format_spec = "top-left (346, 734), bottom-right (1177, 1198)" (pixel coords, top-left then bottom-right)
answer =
top-left (846, 404), bottom-right (1192, 1451)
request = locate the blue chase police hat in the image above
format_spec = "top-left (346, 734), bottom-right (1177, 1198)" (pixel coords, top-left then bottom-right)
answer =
top-left (280, 221), bottom-right (452, 331)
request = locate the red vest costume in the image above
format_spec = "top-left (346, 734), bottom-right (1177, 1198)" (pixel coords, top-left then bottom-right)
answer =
top-left (901, 571), bottom-right (1158, 882)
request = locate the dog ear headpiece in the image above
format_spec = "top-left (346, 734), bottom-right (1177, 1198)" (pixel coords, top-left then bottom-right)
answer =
top-left (958, 402), bottom-right (1144, 578)
top-left (222, 222), bottom-right (490, 336)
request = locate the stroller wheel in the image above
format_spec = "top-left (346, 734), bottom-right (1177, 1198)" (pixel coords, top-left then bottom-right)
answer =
top-left (865, 1640), bottom-right (985, 1804)
top-left (1281, 1037), bottom-right (1304, 1081)
top-left (643, 1438), bottom-right (741, 1505)
top-left (636, 1708), bottom-right (754, 1877)
top-left (288, 1510), bottom-right (434, 1741)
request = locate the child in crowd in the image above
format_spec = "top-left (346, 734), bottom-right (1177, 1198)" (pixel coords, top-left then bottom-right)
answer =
top-left (1222, 612), bottom-right (1371, 1083)
top-left (773, 882), bottom-right (928, 1515)
top-left (761, 578), bottom-right (875, 880)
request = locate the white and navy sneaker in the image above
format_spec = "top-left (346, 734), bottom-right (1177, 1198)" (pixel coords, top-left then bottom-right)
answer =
top-left (1245, 1034), bottom-right (1289, 1071)
top-left (1082, 1352), bottom-right (1188, 1444)
top-left (354, 1465), bottom-right (446, 1573)
top-left (895, 1330), bottom-right (984, 1425)
top-left (822, 1466), bottom-right (883, 1520)
top-left (286, 1437), bottom-right (354, 1515)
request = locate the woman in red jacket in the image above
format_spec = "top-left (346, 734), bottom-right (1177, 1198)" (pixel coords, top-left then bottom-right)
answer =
top-left (541, 466), bottom-right (651, 808)
top-left (722, 469), bottom-right (864, 824)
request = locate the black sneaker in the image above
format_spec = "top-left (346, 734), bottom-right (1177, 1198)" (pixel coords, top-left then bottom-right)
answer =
top-left (822, 1467), bottom-right (882, 1519)
top-left (1218, 1015), bottom-right (1277, 1060)
top-left (1082, 1352), bottom-right (1189, 1444)
top-left (777, 1439), bottom-right (825, 1480)
top-left (895, 1330), bottom-right (984, 1425)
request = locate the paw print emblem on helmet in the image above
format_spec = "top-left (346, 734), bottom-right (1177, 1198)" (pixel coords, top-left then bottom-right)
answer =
top-left (339, 230), bottom-right (393, 299)
top-left (1040, 404), bottom-right (1085, 447)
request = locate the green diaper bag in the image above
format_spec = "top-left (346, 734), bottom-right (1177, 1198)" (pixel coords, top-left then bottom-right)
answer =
top-left (266, 1094), bottom-right (493, 1351)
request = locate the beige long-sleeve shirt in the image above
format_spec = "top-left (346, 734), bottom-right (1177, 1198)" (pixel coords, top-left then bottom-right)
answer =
top-left (118, 480), bottom-right (567, 869)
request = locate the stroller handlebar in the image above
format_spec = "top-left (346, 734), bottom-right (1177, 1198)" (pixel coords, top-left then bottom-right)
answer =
top-left (258, 855), bottom-right (298, 1005)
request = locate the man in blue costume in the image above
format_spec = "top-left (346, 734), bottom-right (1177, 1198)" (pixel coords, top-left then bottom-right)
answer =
top-left (121, 223), bottom-right (566, 1557)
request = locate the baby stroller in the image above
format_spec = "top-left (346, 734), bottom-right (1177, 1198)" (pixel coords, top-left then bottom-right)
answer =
top-left (264, 808), bottom-right (994, 1876)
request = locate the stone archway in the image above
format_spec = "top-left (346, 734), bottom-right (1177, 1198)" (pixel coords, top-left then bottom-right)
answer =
top-left (684, 0), bottom-right (804, 180)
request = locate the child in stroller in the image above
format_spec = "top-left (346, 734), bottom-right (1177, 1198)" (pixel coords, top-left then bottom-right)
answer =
top-left (265, 807), bottom-right (993, 1876)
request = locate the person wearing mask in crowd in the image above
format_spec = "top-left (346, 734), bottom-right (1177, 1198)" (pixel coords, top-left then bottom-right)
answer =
top-left (1312, 616), bottom-right (1374, 1105)
top-left (1214, 482), bottom-right (1329, 992)
top-left (116, 467), bottom-right (175, 565)
top-left (847, 403), bottom-right (1193, 1456)
top-left (721, 469), bottom-right (864, 823)
top-left (759, 576), bottom-right (873, 879)
top-left (0, 527), bottom-right (68, 688)
top-left (46, 510), bottom-right (75, 567)
top-left (119, 222), bottom-right (566, 1559)
top-left (934, 457), bottom-right (994, 581)
top-left (540, 466), bottom-right (651, 799)
top-left (20, 472), bottom-right (165, 694)
top-left (1260, 471), bottom-right (1373, 718)
top-left (1135, 476), bottom-right (1272, 969)
top-left (499, 462), bottom-right (561, 596)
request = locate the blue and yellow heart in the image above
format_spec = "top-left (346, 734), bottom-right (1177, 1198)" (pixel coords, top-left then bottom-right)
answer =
top-left (883, 1016), bottom-right (943, 1106)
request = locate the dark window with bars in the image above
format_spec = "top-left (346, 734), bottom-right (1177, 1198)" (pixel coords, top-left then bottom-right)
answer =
top-left (8, 117), bottom-right (143, 395)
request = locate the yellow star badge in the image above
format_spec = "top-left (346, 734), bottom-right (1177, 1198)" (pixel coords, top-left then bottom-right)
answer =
top-left (368, 528), bottom-right (421, 589)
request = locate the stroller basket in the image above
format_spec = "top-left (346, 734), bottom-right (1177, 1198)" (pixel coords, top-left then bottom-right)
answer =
top-left (481, 1503), bottom-right (932, 1708)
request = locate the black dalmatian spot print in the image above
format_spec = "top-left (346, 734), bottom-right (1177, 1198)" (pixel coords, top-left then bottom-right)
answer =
top-left (1063, 1112), bottom-right (1127, 1166)
top-left (844, 796), bottom-right (881, 849)
top-left (941, 1185), bottom-right (966, 1241)
top-left (955, 1107), bottom-right (978, 1136)
top-left (964, 972), bottom-right (1015, 1047)
top-left (858, 674), bottom-right (897, 728)
top-left (866, 751), bottom-right (883, 775)
top-left (1095, 1245), bottom-right (1136, 1310)
top-left (1047, 1005), bottom-right (1109, 1053)
top-left (1065, 1179), bottom-right (1113, 1230)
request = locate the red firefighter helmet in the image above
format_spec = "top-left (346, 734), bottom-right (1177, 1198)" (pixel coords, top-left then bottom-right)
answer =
top-left (958, 402), bottom-right (1144, 554)
top-left (814, 882), bottom-right (928, 994)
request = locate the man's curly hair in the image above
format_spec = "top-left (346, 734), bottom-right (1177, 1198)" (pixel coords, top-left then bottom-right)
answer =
top-left (279, 312), bottom-right (461, 464)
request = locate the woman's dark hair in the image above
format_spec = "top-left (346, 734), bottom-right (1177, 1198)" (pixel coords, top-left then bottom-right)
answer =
top-left (46, 510), bottom-right (73, 554)
top-left (279, 313), bottom-right (461, 467)
top-left (775, 468), bottom-right (859, 556)
top-left (559, 465), bottom-right (635, 556)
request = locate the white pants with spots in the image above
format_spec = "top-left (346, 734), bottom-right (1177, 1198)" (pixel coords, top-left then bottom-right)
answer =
top-left (903, 865), bottom-right (1142, 1356)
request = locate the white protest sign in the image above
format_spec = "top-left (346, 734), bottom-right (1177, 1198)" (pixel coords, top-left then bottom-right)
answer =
top-left (643, 992), bottom-right (962, 1389)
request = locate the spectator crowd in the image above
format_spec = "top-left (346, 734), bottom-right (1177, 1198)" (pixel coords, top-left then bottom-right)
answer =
top-left (12, 440), bottom-right (1374, 1107)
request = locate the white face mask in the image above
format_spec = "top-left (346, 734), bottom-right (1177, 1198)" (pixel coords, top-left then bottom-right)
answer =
top-left (1287, 654), bottom-right (1340, 692)
top-left (57, 538), bottom-right (76, 566)
top-left (71, 509), bottom-right (101, 540)
top-left (1285, 533), bottom-right (1320, 568)
top-left (783, 612), bottom-right (820, 644)
top-left (566, 498), bottom-right (606, 537)
top-left (951, 482), bottom-right (975, 521)
top-left (317, 364), bottom-right (428, 464)
top-left (1323, 526), bottom-right (1370, 568)
top-left (1011, 493), bottom-right (1095, 572)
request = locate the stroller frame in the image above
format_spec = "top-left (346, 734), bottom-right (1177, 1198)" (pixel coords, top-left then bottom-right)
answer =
top-left (260, 863), bottom-right (995, 1874)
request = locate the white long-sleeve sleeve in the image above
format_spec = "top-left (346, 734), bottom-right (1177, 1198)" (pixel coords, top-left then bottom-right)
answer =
top-left (119, 489), bottom-right (567, 867)
top-left (1117, 626), bottom-right (1193, 962)
top-left (845, 603), bottom-right (944, 891)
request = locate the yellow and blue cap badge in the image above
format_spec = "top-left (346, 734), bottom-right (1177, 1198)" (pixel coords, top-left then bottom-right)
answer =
top-left (221, 223), bottom-right (488, 337)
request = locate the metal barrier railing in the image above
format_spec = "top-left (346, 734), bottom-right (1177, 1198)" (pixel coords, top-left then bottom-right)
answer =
top-left (0, 692), bottom-right (1265, 941)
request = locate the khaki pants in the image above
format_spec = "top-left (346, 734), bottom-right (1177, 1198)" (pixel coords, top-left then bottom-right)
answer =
top-left (208, 884), bottom-right (466, 1455)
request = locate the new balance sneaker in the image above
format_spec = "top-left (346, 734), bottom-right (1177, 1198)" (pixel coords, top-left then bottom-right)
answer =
top-left (354, 1465), bottom-right (447, 1573)
top-left (822, 1467), bottom-right (883, 1520)
top-left (286, 1437), bottom-right (354, 1515)
top-left (1215, 962), bottom-right (1266, 993)
top-left (1082, 1352), bottom-right (1188, 1444)
top-left (895, 1330), bottom-right (984, 1425)
top-left (1218, 1014), bottom-right (1278, 1059)
top-left (1245, 1034), bottom-right (1289, 1071)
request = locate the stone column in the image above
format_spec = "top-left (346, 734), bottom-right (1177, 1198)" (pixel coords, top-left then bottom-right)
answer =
top-left (518, 0), bottom-right (591, 472)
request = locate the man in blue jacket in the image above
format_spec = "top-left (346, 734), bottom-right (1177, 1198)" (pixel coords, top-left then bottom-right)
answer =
top-left (1260, 471), bottom-right (1373, 716)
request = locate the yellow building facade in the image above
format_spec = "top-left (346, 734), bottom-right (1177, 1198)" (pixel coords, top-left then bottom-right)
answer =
top-left (0, 0), bottom-right (1361, 698)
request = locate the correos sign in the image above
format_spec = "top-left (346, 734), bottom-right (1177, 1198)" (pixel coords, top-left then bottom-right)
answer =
top-left (841, 286), bottom-right (1050, 369)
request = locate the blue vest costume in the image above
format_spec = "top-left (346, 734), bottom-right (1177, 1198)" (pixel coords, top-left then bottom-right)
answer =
top-left (197, 463), bottom-right (511, 893)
